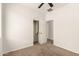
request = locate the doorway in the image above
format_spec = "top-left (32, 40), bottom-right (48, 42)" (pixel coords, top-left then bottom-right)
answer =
top-left (33, 20), bottom-right (39, 45)
top-left (47, 20), bottom-right (53, 44)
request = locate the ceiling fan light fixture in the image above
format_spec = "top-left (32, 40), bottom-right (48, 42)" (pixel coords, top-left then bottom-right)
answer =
top-left (47, 8), bottom-right (53, 12)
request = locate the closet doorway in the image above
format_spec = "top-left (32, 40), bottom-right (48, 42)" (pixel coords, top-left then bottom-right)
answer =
top-left (33, 20), bottom-right (39, 45)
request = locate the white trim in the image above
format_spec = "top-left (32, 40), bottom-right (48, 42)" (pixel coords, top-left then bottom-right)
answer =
top-left (3, 43), bottom-right (33, 54)
top-left (54, 44), bottom-right (79, 54)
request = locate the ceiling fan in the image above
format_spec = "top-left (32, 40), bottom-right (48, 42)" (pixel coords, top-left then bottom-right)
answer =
top-left (38, 3), bottom-right (54, 8)
top-left (38, 3), bottom-right (54, 12)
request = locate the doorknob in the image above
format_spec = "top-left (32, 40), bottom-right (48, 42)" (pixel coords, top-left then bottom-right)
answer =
top-left (39, 32), bottom-right (42, 34)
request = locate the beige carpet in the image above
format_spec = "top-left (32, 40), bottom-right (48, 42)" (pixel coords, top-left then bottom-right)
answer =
top-left (3, 41), bottom-right (79, 56)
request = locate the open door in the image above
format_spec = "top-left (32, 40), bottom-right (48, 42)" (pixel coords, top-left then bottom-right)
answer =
top-left (33, 20), bottom-right (47, 45)
top-left (39, 20), bottom-right (47, 44)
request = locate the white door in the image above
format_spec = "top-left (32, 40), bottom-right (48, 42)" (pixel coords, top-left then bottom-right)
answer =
top-left (39, 20), bottom-right (47, 44)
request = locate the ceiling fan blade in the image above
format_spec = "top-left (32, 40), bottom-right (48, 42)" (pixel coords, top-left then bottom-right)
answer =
top-left (38, 3), bottom-right (44, 8)
top-left (48, 3), bottom-right (53, 7)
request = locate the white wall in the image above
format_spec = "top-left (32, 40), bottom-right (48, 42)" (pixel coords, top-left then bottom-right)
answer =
top-left (2, 4), bottom-right (46, 53)
top-left (46, 4), bottom-right (79, 54)
top-left (0, 3), bottom-right (2, 56)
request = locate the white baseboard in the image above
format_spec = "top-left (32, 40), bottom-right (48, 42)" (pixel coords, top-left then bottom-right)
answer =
top-left (3, 43), bottom-right (33, 54)
top-left (54, 44), bottom-right (79, 54)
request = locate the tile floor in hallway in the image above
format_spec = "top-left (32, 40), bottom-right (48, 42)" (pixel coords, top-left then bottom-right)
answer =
top-left (3, 40), bottom-right (79, 56)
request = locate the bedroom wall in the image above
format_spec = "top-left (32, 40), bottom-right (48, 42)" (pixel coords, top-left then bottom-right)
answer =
top-left (2, 3), bottom-right (46, 53)
top-left (46, 4), bottom-right (79, 54)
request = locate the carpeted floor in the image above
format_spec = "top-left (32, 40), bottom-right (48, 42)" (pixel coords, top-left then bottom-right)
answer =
top-left (3, 40), bottom-right (79, 56)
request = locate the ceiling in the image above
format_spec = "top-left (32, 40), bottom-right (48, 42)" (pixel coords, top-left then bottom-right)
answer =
top-left (13, 3), bottom-right (68, 12)
top-left (19, 3), bottom-right (49, 12)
